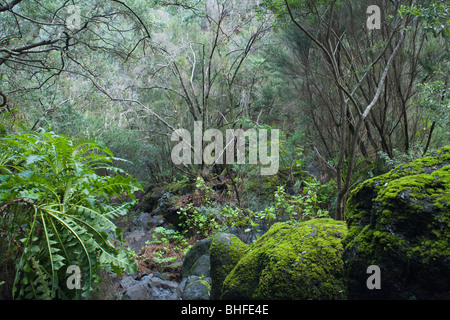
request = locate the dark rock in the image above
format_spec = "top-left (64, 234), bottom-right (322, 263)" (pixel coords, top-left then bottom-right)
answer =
top-left (124, 230), bottom-right (153, 253)
top-left (189, 255), bottom-right (210, 277)
top-left (132, 212), bottom-right (151, 230)
top-left (139, 189), bottom-right (165, 213)
top-left (225, 226), bottom-right (264, 244)
top-left (177, 277), bottom-right (188, 297)
top-left (343, 146), bottom-right (450, 300)
top-left (88, 270), bottom-right (120, 300)
top-left (164, 261), bottom-right (183, 274)
top-left (158, 192), bottom-right (181, 227)
top-left (149, 215), bottom-right (165, 228)
top-left (181, 238), bottom-right (212, 278)
top-left (182, 276), bottom-right (211, 300)
top-left (125, 230), bottom-right (146, 243)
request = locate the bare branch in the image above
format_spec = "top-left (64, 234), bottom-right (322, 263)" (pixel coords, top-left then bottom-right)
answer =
top-left (0, 0), bottom-right (22, 13)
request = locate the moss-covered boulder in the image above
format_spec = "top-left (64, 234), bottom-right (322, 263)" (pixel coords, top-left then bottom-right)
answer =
top-left (221, 219), bottom-right (348, 300)
top-left (182, 276), bottom-right (212, 300)
top-left (210, 233), bottom-right (248, 299)
top-left (343, 147), bottom-right (450, 300)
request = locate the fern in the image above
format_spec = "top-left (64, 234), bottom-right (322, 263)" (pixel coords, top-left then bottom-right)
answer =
top-left (0, 130), bottom-right (141, 299)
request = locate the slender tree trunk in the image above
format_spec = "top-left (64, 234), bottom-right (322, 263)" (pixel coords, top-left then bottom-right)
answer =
top-left (423, 122), bottom-right (436, 156)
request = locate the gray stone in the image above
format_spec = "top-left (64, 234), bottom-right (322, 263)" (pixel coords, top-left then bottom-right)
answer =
top-left (181, 238), bottom-right (212, 278)
top-left (132, 213), bottom-right (151, 230)
top-left (182, 276), bottom-right (211, 300)
top-left (190, 254), bottom-right (210, 277)
top-left (177, 277), bottom-right (188, 297)
top-left (148, 215), bottom-right (165, 228)
top-left (89, 270), bottom-right (119, 300)
top-left (164, 261), bottom-right (183, 273)
top-left (148, 277), bottom-right (179, 291)
top-left (125, 230), bottom-right (146, 244)
top-left (147, 277), bottom-right (180, 300)
top-left (122, 283), bottom-right (150, 300)
top-left (120, 275), bottom-right (138, 291)
top-left (157, 192), bottom-right (181, 226)
top-left (139, 274), bottom-right (153, 286)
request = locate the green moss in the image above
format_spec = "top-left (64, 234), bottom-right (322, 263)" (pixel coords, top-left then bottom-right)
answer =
top-left (209, 233), bottom-right (248, 299)
top-left (198, 280), bottom-right (211, 293)
top-left (343, 146), bottom-right (450, 299)
top-left (221, 219), bottom-right (348, 300)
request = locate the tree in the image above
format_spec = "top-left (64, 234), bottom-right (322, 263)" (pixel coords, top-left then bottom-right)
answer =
top-left (261, 0), bottom-right (422, 219)
top-left (0, 0), bottom-right (152, 123)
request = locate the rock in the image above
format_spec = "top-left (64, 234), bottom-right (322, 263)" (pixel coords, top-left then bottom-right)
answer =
top-left (221, 219), bottom-right (348, 300)
top-left (132, 212), bottom-right (165, 231)
top-left (158, 192), bottom-right (181, 227)
top-left (149, 215), bottom-right (165, 228)
top-left (124, 230), bottom-right (153, 253)
top-left (210, 233), bottom-right (248, 299)
top-left (132, 212), bottom-right (151, 230)
top-left (123, 283), bottom-right (150, 300)
top-left (177, 277), bottom-right (188, 298)
top-left (125, 230), bottom-right (146, 243)
top-left (139, 274), bottom-right (154, 286)
top-left (189, 255), bottom-right (210, 278)
top-left (225, 227), bottom-right (260, 244)
top-left (148, 277), bottom-right (180, 300)
top-left (120, 275), bottom-right (138, 291)
top-left (182, 276), bottom-right (212, 300)
top-left (342, 146), bottom-right (450, 300)
top-left (89, 270), bottom-right (120, 300)
top-left (181, 238), bottom-right (212, 278)
top-left (139, 188), bottom-right (165, 213)
top-left (164, 261), bottom-right (183, 274)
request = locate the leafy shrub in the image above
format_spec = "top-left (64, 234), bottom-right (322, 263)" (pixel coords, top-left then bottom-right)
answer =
top-left (150, 226), bottom-right (188, 246)
top-left (256, 181), bottom-right (330, 230)
top-left (178, 203), bottom-right (222, 238)
top-left (0, 130), bottom-right (141, 299)
top-left (194, 176), bottom-right (215, 205)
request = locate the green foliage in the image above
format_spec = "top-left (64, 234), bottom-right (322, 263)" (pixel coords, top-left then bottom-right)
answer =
top-left (178, 171), bottom-right (329, 240)
top-left (400, 1), bottom-right (450, 37)
top-left (178, 203), bottom-right (222, 238)
top-left (166, 177), bottom-right (192, 195)
top-left (0, 130), bottom-right (141, 299)
top-left (194, 176), bottom-right (215, 205)
top-left (415, 80), bottom-right (449, 128)
top-left (377, 144), bottom-right (430, 172)
top-left (150, 226), bottom-right (187, 246)
top-left (256, 182), bottom-right (330, 231)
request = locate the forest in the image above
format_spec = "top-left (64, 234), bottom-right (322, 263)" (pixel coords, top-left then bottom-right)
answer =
top-left (0, 0), bottom-right (448, 301)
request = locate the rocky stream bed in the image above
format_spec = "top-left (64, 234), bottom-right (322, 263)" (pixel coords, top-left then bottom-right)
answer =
top-left (96, 147), bottom-right (449, 300)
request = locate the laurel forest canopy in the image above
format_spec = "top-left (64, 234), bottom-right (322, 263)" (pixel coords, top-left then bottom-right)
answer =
top-left (0, 0), bottom-right (448, 299)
